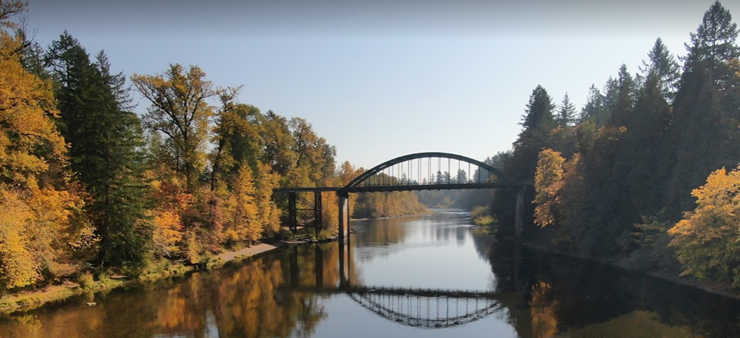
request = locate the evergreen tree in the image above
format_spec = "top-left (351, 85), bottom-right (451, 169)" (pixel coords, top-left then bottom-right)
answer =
top-left (580, 85), bottom-right (606, 125)
top-left (608, 65), bottom-right (636, 127)
top-left (520, 85), bottom-right (555, 130)
top-left (684, 1), bottom-right (739, 83)
top-left (46, 33), bottom-right (150, 267)
top-left (555, 93), bottom-right (576, 127)
top-left (639, 38), bottom-right (680, 101)
top-left (512, 85), bottom-right (555, 180)
top-left (665, 1), bottom-right (740, 218)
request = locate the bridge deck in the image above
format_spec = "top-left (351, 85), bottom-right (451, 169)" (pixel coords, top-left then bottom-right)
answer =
top-left (274, 182), bottom-right (530, 194)
top-left (280, 285), bottom-right (506, 299)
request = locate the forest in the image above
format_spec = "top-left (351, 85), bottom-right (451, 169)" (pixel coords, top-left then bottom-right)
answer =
top-left (487, 1), bottom-right (740, 289)
top-left (3, 0), bottom-right (740, 296)
top-left (0, 1), bottom-right (424, 293)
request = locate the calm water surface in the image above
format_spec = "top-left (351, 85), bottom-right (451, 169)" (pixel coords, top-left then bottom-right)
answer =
top-left (2, 210), bottom-right (740, 337)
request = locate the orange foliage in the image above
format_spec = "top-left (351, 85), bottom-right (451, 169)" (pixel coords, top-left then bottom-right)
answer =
top-left (668, 166), bottom-right (740, 286)
top-left (534, 149), bottom-right (566, 227)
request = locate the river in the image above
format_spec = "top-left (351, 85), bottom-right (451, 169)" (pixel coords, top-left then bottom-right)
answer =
top-left (1, 210), bottom-right (739, 337)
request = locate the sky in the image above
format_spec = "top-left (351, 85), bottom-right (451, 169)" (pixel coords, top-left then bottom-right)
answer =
top-left (19, 0), bottom-right (740, 170)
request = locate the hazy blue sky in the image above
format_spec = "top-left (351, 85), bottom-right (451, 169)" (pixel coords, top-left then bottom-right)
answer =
top-left (21, 0), bottom-right (740, 169)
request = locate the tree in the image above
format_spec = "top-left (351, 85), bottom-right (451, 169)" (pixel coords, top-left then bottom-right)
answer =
top-left (511, 85), bottom-right (555, 180)
top-left (684, 1), bottom-right (739, 83)
top-left (223, 163), bottom-right (259, 245)
top-left (607, 65), bottom-right (636, 127)
top-left (639, 38), bottom-right (680, 101)
top-left (211, 87), bottom-right (262, 191)
top-left (520, 85), bottom-right (554, 130)
top-left (555, 93), bottom-right (576, 127)
top-left (254, 162), bottom-right (281, 237)
top-left (534, 149), bottom-right (565, 227)
top-left (0, 3), bottom-right (94, 289)
top-left (668, 166), bottom-right (740, 287)
top-left (260, 110), bottom-right (295, 177)
top-left (132, 64), bottom-right (216, 193)
top-left (579, 84), bottom-right (605, 125)
top-left (46, 33), bottom-right (150, 267)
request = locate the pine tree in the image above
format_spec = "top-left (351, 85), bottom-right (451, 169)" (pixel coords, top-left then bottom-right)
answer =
top-left (580, 85), bottom-right (606, 126)
top-left (608, 65), bottom-right (636, 127)
top-left (684, 1), bottom-right (739, 83)
top-left (512, 85), bottom-right (555, 180)
top-left (46, 33), bottom-right (150, 267)
top-left (520, 85), bottom-right (554, 130)
top-left (556, 93), bottom-right (576, 127)
top-left (639, 38), bottom-right (680, 101)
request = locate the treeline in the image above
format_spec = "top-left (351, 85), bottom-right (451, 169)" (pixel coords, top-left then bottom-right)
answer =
top-left (0, 1), bottom-right (422, 293)
top-left (492, 1), bottom-right (740, 287)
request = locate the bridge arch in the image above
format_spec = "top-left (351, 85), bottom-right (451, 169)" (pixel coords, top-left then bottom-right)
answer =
top-left (343, 152), bottom-right (517, 192)
top-left (275, 152), bottom-right (530, 241)
top-left (347, 288), bottom-right (504, 329)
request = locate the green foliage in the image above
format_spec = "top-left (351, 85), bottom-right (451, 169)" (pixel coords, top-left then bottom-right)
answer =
top-left (556, 93), bottom-right (577, 127)
top-left (632, 214), bottom-right (670, 248)
top-left (132, 64), bottom-right (216, 193)
top-left (47, 33), bottom-right (151, 267)
top-left (639, 38), bottom-right (680, 101)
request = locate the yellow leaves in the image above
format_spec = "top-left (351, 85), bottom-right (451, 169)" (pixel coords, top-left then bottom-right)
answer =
top-left (668, 165), bottom-right (740, 287)
top-left (0, 182), bottom-right (92, 290)
top-left (152, 210), bottom-right (184, 257)
top-left (222, 164), bottom-right (258, 245)
top-left (534, 149), bottom-right (566, 227)
top-left (0, 188), bottom-right (38, 288)
top-left (0, 32), bottom-right (65, 191)
top-left (529, 281), bottom-right (559, 338)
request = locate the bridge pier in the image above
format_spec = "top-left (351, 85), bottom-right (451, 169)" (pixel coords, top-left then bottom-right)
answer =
top-left (338, 238), bottom-right (351, 287)
top-left (337, 190), bottom-right (350, 242)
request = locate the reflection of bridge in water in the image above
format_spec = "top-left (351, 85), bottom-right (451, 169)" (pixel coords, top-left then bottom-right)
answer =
top-left (283, 241), bottom-right (518, 329)
top-left (286, 285), bottom-right (508, 329)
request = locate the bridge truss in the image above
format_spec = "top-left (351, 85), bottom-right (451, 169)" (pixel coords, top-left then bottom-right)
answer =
top-left (285, 285), bottom-right (507, 329)
top-left (274, 152), bottom-right (531, 239)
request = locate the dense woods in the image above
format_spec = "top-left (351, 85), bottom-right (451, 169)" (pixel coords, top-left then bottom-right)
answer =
top-left (492, 1), bottom-right (740, 288)
top-left (0, 1), bottom-right (424, 293)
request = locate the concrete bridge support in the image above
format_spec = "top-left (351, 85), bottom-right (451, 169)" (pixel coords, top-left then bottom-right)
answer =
top-left (337, 190), bottom-right (350, 242)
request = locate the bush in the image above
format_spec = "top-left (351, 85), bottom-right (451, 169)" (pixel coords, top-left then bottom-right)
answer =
top-left (77, 272), bottom-right (95, 290)
top-left (470, 205), bottom-right (490, 220)
top-left (474, 215), bottom-right (496, 227)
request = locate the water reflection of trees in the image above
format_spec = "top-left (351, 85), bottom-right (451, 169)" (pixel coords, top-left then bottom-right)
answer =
top-left (353, 212), bottom-right (474, 262)
top-left (1, 242), bottom-right (357, 338)
top-left (470, 233), bottom-right (740, 338)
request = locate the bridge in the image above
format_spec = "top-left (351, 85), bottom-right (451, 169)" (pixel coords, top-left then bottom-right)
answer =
top-left (285, 284), bottom-right (509, 329)
top-left (274, 152), bottom-right (531, 241)
top-left (283, 240), bottom-right (525, 329)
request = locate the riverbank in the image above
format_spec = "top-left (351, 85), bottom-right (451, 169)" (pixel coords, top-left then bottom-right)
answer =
top-left (520, 239), bottom-right (740, 300)
top-left (0, 242), bottom-right (286, 314)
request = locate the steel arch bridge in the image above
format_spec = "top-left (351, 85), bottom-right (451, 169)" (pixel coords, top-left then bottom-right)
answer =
top-left (274, 152), bottom-right (531, 240)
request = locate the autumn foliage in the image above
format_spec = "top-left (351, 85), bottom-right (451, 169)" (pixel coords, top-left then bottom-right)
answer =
top-left (533, 149), bottom-right (565, 227)
top-left (668, 166), bottom-right (740, 287)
